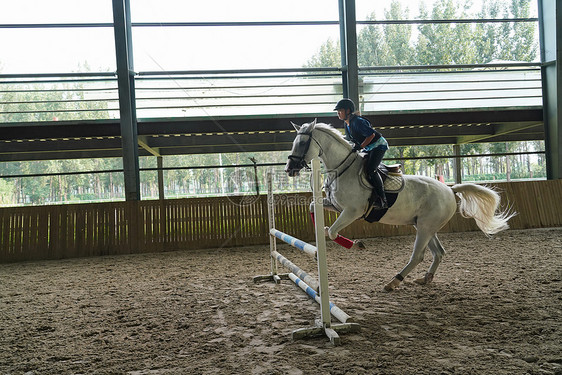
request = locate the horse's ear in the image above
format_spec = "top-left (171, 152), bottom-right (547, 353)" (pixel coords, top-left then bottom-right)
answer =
top-left (291, 121), bottom-right (301, 132)
top-left (310, 118), bottom-right (317, 129)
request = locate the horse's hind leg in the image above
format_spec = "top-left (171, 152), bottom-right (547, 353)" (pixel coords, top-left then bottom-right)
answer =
top-left (384, 227), bottom-right (434, 292)
top-left (414, 234), bottom-right (445, 285)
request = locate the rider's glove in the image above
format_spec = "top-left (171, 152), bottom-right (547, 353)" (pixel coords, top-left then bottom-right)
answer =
top-left (352, 144), bottom-right (361, 152)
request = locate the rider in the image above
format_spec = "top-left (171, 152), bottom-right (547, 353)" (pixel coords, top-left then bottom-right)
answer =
top-left (334, 98), bottom-right (388, 209)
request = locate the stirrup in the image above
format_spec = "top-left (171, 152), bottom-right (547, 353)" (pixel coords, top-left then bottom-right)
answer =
top-left (379, 198), bottom-right (388, 209)
top-left (374, 197), bottom-right (388, 210)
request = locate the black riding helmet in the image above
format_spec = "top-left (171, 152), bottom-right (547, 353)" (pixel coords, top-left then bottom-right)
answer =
top-left (333, 98), bottom-right (355, 113)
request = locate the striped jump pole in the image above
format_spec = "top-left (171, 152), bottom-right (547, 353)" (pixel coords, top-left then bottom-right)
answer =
top-left (270, 228), bottom-right (317, 258)
top-left (272, 250), bottom-right (319, 293)
top-left (288, 273), bottom-right (353, 324)
top-left (253, 158), bottom-right (360, 345)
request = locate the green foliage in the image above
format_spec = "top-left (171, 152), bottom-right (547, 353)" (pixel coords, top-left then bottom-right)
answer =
top-left (303, 38), bottom-right (341, 68)
top-left (305, 0), bottom-right (537, 68)
top-left (0, 179), bottom-right (15, 205)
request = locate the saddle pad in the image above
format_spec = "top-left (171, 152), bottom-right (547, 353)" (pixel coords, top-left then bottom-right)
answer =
top-left (359, 170), bottom-right (404, 193)
top-left (384, 174), bottom-right (404, 193)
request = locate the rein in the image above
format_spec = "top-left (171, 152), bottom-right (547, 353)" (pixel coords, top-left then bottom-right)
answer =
top-left (323, 150), bottom-right (356, 187)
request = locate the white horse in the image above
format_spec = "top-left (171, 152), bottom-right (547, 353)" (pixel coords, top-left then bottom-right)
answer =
top-left (284, 119), bottom-right (515, 291)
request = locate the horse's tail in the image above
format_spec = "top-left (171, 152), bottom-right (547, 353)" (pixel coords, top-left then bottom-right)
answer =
top-left (451, 183), bottom-right (516, 236)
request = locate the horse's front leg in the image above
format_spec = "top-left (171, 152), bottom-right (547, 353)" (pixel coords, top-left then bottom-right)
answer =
top-left (309, 200), bottom-right (361, 249)
top-left (310, 198), bottom-right (338, 214)
top-left (326, 208), bottom-right (362, 241)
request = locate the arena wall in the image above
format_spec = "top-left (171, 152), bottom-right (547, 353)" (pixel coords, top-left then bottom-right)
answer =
top-left (1, 180), bottom-right (561, 263)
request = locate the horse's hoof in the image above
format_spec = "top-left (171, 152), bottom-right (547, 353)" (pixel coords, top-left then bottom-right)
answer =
top-left (324, 226), bottom-right (330, 237)
top-left (414, 273), bottom-right (434, 285)
top-left (383, 278), bottom-right (401, 292)
top-left (383, 284), bottom-right (395, 293)
top-left (353, 240), bottom-right (366, 250)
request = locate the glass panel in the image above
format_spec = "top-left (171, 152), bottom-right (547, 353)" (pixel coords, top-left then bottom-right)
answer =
top-left (355, 0), bottom-right (538, 21)
top-left (354, 0), bottom-right (540, 67)
top-left (130, 0), bottom-right (338, 22)
top-left (355, 22), bottom-right (540, 67)
top-left (135, 74), bottom-right (342, 118)
top-left (0, 0), bottom-right (113, 23)
top-left (0, 28), bottom-right (116, 74)
top-left (132, 25), bottom-right (340, 71)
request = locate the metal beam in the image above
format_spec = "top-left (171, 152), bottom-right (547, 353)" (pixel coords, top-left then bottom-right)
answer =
top-left (339, 0), bottom-right (359, 106)
top-left (0, 109), bottom-right (542, 142)
top-left (456, 122), bottom-right (544, 144)
top-left (113, 0), bottom-right (140, 200)
top-left (0, 121), bottom-right (546, 162)
top-left (138, 135), bottom-right (161, 157)
top-left (539, 0), bottom-right (562, 179)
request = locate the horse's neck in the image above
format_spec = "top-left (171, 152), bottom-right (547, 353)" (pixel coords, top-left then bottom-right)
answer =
top-left (316, 129), bottom-right (353, 171)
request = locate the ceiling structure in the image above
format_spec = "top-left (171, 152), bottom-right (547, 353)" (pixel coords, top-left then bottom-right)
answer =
top-left (0, 107), bottom-right (544, 162)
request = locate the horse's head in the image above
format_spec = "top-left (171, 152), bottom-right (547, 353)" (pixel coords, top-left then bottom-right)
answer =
top-left (285, 119), bottom-right (319, 177)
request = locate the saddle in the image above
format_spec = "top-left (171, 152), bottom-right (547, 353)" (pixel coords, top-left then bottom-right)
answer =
top-left (361, 161), bottom-right (404, 192)
top-left (361, 161), bottom-right (405, 222)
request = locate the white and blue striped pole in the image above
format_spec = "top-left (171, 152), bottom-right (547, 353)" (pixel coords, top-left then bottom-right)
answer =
top-left (270, 228), bottom-right (317, 258)
top-left (288, 273), bottom-right (352, 324)
top-left (272, 250), bottom-right (319, 292)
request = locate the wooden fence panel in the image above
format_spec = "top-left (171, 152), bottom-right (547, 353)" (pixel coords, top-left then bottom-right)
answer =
top-left (534, 179), bottom-right (562, 227)
top-left (1, 180), bottom-right (561, 263)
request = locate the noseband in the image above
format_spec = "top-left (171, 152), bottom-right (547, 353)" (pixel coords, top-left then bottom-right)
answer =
top-left (287, 131), bottom-right (323, 170)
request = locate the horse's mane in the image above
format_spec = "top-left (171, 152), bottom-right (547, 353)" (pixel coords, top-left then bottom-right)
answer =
top-left (308, 122), bottom-right (352, 150)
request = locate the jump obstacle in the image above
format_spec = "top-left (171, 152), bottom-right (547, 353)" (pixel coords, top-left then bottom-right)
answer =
top-left (253, 158), bottom-right (360, 345)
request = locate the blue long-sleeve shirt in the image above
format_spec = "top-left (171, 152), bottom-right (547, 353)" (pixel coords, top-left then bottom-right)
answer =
top-left (344, 115), bottom-right (388, 151)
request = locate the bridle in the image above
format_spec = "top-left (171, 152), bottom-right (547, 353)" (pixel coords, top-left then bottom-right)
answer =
top-left (288, 126), bottom-right (355, 177)
top-left (287, 130), bottom-right (323, 171)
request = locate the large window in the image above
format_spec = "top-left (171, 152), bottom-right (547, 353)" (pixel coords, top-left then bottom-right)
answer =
top-left (354, 0), bottom-right (539, 67)
top-left (128, 0), bottom-right (342, 117)
top-left (130, 0), bottom-right (339, 72)
top-left (0, 0), bottom-right (115, 74)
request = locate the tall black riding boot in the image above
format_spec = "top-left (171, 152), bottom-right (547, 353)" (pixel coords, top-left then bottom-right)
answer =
top-left (367, 148), bottom-right (388, 209)
top-left (371, 171), bottom-right (388, 209)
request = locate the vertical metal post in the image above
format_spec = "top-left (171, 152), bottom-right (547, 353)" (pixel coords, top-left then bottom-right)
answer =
top-left (267, 169), bottom-right (278, 277)
top-left (311, 159), bottom-right (331, 330)
top-left (157, 156), bottom-right (165, 200)
top-left (538, 0), bottom-right (562, 179)
top-left (113, 0), bottom-right (140, 200)
top-left (453, 144), bottom-right (462, 184)
top-left (338, 0), bottom-right (359, 107)
top-left (250, 157), bottom-right (260, 196)
top-left (338, 0), bottom-right (348, 99)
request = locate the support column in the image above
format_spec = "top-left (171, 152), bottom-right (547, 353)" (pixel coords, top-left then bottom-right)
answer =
top-left (157, 156), bottom-right (165, 200)
top-left (453, 144), bottom-right (462, 184)
top-left (113, 0), bottom-right (140, 200)
top-left (538, 0), bottom-right (562, 179)
top-left (338, 0), bottom-right (359, 107)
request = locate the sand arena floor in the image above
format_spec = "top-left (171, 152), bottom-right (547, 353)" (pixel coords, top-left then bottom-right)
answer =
top-left (1, 228), bottom-right (561, 374)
